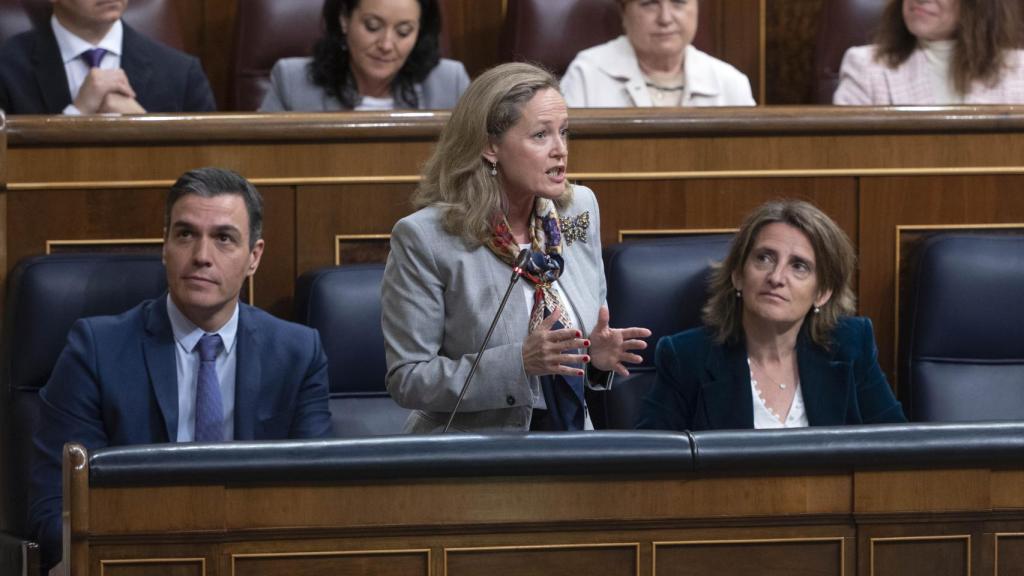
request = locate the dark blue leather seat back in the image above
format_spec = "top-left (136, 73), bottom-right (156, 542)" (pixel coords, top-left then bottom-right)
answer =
top-left (595, 235), bottom-right (732, 429)
top-left (294, 264), bottom-right (410, 436)
top-left (1, 253), bottom-right (166, 570)
top-left (900, 234), bottom-right (1024, 421)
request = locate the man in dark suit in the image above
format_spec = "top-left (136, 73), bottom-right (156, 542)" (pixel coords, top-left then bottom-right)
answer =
top-left (0, 0), bottom-right (215, 114)
top-left (29, 168), bottom-right (332, 572)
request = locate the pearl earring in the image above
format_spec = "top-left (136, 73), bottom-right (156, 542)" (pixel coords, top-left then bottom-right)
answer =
top-left (489, 161), bottom-right (498, 177)
top-left (735, 290), bottom-right (742, 298)
top-left (813, 305), bottom-right (821, 314)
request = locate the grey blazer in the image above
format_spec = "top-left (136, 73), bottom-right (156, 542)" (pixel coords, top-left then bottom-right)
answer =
top-left (382, 185), bottom-right (608, 433)
top-left (258, 57), bottom-right (470, 111)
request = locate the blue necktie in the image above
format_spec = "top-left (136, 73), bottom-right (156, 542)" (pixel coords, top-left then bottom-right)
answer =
top-left (194, 334), bottom-right (224, 442)
top-left (80, 48), bottom-right (107, 69)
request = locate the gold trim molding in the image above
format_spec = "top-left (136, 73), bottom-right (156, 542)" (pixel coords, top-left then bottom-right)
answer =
top-left (11, 165), bottom-right (1024, 192)
top-left (443, 542), bottom-right (640, 576)
top-left (101, 557), bottom-right (205, 576)
top-left (334, 233), bottom-right (391, 266)
top-left (618, 227), bottom-right (736, 243)
top-left (994, 532), bottom-right (1024, 576)
top-left (869, 534), bottom-right (970, 576)
top-left (654, 537), bottom-right (846, 576)
top-left (231, 548), bottom-right (430, 576)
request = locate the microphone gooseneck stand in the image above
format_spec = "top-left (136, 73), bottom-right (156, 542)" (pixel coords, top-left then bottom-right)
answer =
top-left (443, 249), bottom-right (530, 433)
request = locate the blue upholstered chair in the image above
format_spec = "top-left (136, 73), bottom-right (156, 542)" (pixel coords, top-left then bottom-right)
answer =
top-left (0, 253), bottom-right (166, 576)
top-left (899, 234), bottom-right (1024, 422)
top-left (294, 263), bottom-right (410, 436)
top-left (592, 234), bottom-right (732, 429)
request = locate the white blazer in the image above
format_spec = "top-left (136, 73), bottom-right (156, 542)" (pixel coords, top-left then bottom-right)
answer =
top-left (834, 45), bottom-right (1024, 105)
top-left (560, 36), bottom-right (755, 107)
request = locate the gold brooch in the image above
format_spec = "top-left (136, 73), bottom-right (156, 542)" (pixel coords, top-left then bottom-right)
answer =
top-left (559, 211), bottom-right (590, 246)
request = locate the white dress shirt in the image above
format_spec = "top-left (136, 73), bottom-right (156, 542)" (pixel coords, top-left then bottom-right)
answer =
top-left (167, 295), bottom-right (239, 441)
top-left (50, 15), bottom-right (123, 115)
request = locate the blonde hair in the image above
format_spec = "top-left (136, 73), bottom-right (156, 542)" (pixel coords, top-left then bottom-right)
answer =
top-left (702, 200), bottom-right (857, 349)
top-left (412, 62), bottom-right (571, 246)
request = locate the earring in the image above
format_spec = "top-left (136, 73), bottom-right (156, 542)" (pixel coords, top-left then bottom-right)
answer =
top-left (735, 290), bottom-right (742, 299)
top-left (813, 305), bottom-right (821, 314)
top-left (489, 161), bottom-right (498, 177)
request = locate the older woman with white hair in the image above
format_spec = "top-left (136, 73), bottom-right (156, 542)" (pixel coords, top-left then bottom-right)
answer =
top-left (560, 0), bottom-right (754, 107)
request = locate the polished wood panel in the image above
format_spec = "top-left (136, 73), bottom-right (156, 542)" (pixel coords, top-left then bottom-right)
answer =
top-left (654, 538), bottom-right (843, 576)
top-left (996, 534), bottom-right (1024, 576)
top-left (64, 439), bottom-right (1024, 576)
top-left (100, 558), bottom-right (204, 576)
top-left (4, 108), bottom-right (1024, 379)
top-left (233, 550), bottom-right (429, 576)
top-left (765, 0), bottom-right (823, 104)
top-left (870, 537), bottom-right (969, 576)
top-left (445, 544), bottom-right (637, 576)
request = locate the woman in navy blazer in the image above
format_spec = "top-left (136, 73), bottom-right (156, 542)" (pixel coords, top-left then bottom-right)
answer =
top-left (637, 200), bottom-right (906, 431)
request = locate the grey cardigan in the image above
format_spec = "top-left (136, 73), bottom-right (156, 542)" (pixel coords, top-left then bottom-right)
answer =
top-left (381, 186), bottom-right (609, 433)
top-left (258, 57), bottom-right (470, 111)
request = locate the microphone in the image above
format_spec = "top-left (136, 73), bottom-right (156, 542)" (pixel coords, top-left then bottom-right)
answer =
top-left (443, 249), bottom-right (530, 433)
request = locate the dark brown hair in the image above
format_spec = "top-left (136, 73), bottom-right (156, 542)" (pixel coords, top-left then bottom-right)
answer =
top-left (873, 0), bottom-right (1022, 95)
top-left (702, 200), bottom-right (857, 349)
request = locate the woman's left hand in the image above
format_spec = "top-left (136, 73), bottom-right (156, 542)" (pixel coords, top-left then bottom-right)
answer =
top-left (587, 305), bottom-right (652, 376)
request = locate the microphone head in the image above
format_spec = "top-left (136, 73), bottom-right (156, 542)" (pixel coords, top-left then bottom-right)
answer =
top-left (515, 248), bottom-right (530, 268)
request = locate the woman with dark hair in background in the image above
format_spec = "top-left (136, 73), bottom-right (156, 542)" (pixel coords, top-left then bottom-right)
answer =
top-left (637, 200), bottom-right (906, 431)
top-left (260, 0), bottom-right (469, 111)
top-left (834, 0), bottom-right (1024, 104)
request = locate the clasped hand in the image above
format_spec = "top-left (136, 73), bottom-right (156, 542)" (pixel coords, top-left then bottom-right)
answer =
top-left (522, 306), bottom-right (651, 378)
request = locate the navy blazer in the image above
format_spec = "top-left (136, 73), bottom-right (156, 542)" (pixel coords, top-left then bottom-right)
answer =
top-left (0, 21), bottom-right (215, 114)
top-left (29, 298), bottom-right (332, 569)
top-left (636, 317), bottom-right (907, 431)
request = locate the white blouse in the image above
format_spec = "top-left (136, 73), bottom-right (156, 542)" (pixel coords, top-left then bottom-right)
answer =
top-left (749, 360), bottom-right (809, 429)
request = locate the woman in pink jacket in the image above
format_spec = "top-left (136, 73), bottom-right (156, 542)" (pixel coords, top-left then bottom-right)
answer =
top-left (834, 0), bottom-right (1024, 105)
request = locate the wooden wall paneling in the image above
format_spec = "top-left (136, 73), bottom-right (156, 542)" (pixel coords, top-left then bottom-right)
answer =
top-left (233, 549), bottom-right (430, 576)
top-left (295, 183), bottom-right (417, 276)
top-left (5, 187), bottom-right (167, 273)
top-left (200, 0), bottom-right (238, 110)
top-left (441, 0), bottom-right (505, 78)
top-left (764, 0), bottom-right (823, 104)
top-left (653, 537), bottom-right (844, 576)
top-left (589, 177), bottom-right (857, 252)
top-left (253, 185), bottom-right (296, 318)
top-left (857, 175), bottom-right (1024, 385)
top-left (709, 0), bottom-right (765, 105)
top-left (445, 544), bottom-right (638, 576)
top-left (995, 533), bottom-right (1024, 576)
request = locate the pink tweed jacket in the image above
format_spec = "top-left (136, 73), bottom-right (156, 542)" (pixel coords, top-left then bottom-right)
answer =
top-left (834, 45), bottom-right (1024, 105)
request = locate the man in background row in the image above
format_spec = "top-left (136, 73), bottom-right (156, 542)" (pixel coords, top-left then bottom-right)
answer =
top-left (0, 0), bottom-right (215, 114)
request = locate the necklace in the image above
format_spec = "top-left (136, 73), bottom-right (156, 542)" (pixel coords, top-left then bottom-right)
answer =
top-left (748, 357), bottom-right (793, 390)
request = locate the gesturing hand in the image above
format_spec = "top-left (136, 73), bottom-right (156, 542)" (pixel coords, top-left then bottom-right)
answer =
top-left (587, 305), bottom-right (651, 376)
top-left (522, 307), bottom-right (591, 377)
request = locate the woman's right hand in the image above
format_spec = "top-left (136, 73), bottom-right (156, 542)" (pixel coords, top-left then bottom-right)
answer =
top-left (522, 308), bottom-right (590, 377)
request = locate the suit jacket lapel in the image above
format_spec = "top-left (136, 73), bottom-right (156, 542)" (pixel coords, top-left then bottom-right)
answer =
top-left (32, 25), bottom-right (73, 113)
top-left (700, 340), bottom-right (754, 429)
top-left (797, 333), bottom-right (851, 426)
top-left (119, 24), bottom-right (152, 105)
top-left (142, 298), bottom-right (179, 441)
top-left (234, 304), bottom-right (262, 440)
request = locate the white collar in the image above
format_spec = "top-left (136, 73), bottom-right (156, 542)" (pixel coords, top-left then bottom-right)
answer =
top-left (51, 15), bottom-right (123, 65)
top-left (166, 294), bottom-right (240, 356)
top-left (594, 37), bottom-right (721, 100)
